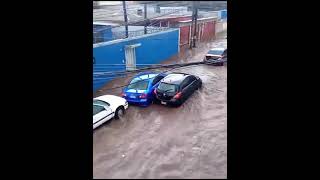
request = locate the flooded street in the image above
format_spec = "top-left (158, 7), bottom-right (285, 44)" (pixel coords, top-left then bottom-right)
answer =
top-left (93, 32), bottom-right (227, 179)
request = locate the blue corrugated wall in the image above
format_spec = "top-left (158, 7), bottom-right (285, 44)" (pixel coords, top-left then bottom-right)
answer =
top-left (221, 10), bottom-right (227, 20)
top-left (103, 29), bottom-right (113, 42)
top-left (93, 29), bottom-right (179, 92)
top-left (219, 9), bottom-right (227, 20)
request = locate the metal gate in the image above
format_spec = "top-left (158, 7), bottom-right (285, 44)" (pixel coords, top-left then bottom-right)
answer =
top-left (125, 43), bottom-right (141, 70)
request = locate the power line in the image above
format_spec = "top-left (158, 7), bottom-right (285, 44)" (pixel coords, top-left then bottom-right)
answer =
top-left (93, 8), bottom-right (187, 32)
top-left (95, 68), bottom-right (185, 91)
top-left (94, 1), bottom-right (221, 22)
top-left (94, 62), bottom-right (214, 92)
top-left (95, 64), bottom-right (198, 81)
top-left (93, 58), bottom-right (227, 82)
top-left (94, 59), bottom-right (227, 92)
top-left (94, 5), bottom-right (187, 22)
top-left (93, 61), bottom-right (203, 77)
top-left (94, 61), bottom-right (204, 83)
top-left (145, 18), bottom-right (163, 27)
top-left (94, 1), bottom-right (189, 12)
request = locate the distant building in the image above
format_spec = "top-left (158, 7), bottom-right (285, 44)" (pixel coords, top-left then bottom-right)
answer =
top-left (93, 22), bottom-right (114, 43)
top-left (95, 1), bottom-right (122, 6)
top-left (160, 7), bottom-right (188, 15)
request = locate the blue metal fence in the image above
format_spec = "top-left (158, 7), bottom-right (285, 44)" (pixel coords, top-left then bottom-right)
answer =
top-left (93, 29), bottom-right (179, 92)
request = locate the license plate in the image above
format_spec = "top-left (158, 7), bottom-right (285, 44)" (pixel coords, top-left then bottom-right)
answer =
top-left (161, 101), bottom-right (167, 105)
top-left (130, 95), bottom-right (136, 99)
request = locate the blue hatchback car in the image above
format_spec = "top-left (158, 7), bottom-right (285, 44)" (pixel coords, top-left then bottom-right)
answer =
top-left (122, 72), bottom-right (167, 106)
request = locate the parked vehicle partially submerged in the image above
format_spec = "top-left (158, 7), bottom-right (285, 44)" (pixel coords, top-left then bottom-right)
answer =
top-left (122, 72), bottom-right (167, 106)
top-left (154, 73), bottom-right (202, 107)
top-left (203, 47), bottom-right (227, 66)
top-left (93, 95), bottom-right (128, 129)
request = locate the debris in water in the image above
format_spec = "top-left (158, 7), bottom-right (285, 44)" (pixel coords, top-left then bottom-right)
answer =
top-left (192, 147), bottom-right (201, 151)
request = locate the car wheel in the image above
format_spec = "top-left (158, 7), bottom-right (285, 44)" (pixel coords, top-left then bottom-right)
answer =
top-left (177, 98), bottom-right (185, 107)
top-left (172, 101), bottom-right (182, 107)
top-left (153, 98), bottom-right (160, 104)
top-left (115, 106), bottom-right (125, 119)
top-left (197, 81), bottom-right (202, 90)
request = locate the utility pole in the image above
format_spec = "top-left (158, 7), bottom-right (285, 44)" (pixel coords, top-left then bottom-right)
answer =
top-left (144, 3), bottom-right (147, 34)
top-left (122, 1), bottom-right (129, 38)
top-left (190, 1), bottom-right (196, 49)
top-left (193, 1), bottom-right (198, 48)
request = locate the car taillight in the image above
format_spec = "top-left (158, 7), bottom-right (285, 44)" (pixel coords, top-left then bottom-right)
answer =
top-left (139, 93), bottom-right (147, 98)
top-left (153, 89), bottom-right (157, 94)
top-left (121, 92), bottom-right (126, 97)
top-left (173, 92), bottom-right (182, 99)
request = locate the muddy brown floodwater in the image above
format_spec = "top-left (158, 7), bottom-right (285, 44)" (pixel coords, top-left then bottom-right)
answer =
top-left (93, 32), bottom-right (227, 179)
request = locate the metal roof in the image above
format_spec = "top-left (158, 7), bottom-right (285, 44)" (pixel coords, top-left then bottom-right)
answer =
top-left (93, 22), bottom-right (120, 26)
top-left (178, 16), bottom-right (217, 23)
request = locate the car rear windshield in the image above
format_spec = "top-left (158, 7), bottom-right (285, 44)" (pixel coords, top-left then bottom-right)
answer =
top-left (127, 79), bottom-right (149, 90)
top-left (93, 100), bottom-right (110, 107)
top-left (93, 105), bottom-right (104, 116)
top-left (208, 50), bottom-right (224, 55)
top-left (158, 83), bottom-right (178, 93)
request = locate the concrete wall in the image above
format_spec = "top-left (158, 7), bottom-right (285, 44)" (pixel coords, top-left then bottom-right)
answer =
top-left (222, 21), bottom-right (227, 31)
top-left (178, 20), bottom-right (216, 49)
top-left (200, 21), bottom-right (215, 41)
top-left (93, 29), bottom-right (179, 92)
top-left (179, 25), bottom-right (190, 46)
top-left (215, 20), bottom-right (227, 34)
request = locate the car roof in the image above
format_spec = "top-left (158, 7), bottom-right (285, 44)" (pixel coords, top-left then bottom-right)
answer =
top-left (131, 72), bottom-right (160, 82)
top-left (161, 73), bottom-right (190, 85)
top-left (136, 71), bottom-right (159, 76)
top-left (209, 47), bottom-right (226, 51)
top-left (93, 95), bottom-right (120, 103)
top-left (134, 71), bottom-right (168, 79)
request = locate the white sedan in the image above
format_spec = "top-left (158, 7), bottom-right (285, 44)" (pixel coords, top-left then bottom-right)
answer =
top-left (204, 47), bottom-right (227, 60)
top-left (93, 95), bottom-right (129, 129)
